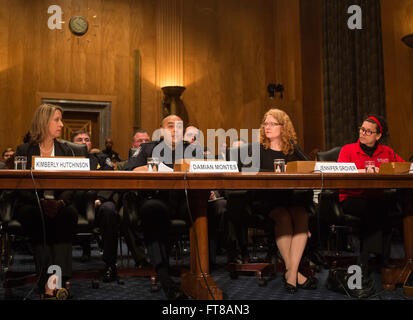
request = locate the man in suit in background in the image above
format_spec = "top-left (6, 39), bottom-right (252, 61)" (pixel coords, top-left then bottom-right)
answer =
top-left (132, 130), bottom-right (151, 149)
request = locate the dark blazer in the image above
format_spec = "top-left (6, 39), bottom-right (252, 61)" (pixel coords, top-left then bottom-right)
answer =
top-left (15, 139), bottom-right (76, 206)
top-left (16, 139), bottom-right (73, 169)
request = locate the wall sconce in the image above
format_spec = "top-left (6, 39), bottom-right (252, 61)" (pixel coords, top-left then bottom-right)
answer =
top-left (161, 86), bottom-right (186, 117)
top-left (402, 34), bottom-right (413, 48)
top-left (267, 83), bottom-right (284, 99)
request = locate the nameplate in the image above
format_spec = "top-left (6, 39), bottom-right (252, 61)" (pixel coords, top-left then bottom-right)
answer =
top-left (286, 161), bottom-right (316, 173)
top-left (379, 162), bottom-right (412, 174)
top-left (189, 161), bottom-right (239, 173)
top-left (314, 162), bottom-right (358, 173)
top-left (33, 157), bottom-right (90, 171)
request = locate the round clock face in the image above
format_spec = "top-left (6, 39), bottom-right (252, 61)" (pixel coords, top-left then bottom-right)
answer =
top-left (69, 16), bottom-right (88, 36)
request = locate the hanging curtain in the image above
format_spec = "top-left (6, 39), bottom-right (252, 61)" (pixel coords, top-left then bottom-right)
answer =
top-left (322, 0), bottom-right (386, 149)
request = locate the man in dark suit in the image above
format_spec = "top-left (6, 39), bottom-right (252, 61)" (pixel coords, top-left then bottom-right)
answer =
top-left (125, 115), bottom-right (203, 300)
top-left (72, 130), bottom-right (120, 282)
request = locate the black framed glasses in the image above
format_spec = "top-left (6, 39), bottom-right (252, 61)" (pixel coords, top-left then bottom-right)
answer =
top-left (359, 127), bottom-right (377, 136)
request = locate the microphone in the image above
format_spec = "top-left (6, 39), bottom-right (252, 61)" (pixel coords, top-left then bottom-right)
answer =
top-left (289, 138), bottom-right (312, 161)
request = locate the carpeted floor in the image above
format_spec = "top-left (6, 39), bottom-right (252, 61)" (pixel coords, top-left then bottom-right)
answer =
top-left (1, 238), bottom-right (412, 301)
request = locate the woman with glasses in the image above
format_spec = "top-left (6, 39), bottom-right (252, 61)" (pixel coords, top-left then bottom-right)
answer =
top-left (226, 108), bottom-right (317, 294)
top-left (337, 115), bottom-right (404, 295)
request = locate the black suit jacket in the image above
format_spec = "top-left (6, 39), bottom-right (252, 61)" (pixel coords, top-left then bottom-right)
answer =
top-left (16, 139), bottom-right (73, 169)
top-left (15, 140), bottom-right (76, 206)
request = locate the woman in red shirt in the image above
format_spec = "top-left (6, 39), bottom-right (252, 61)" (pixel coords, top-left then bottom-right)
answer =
top-left (338, 115), bottom-right (404, 284)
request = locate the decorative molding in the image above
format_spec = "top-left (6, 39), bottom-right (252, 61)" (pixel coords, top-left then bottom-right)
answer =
top-left (40, 97), bottom-right (111, 150)
top-left (155, 0), bottom-right (184, 88)
top-left (134, 50), bottom-right (142, 130)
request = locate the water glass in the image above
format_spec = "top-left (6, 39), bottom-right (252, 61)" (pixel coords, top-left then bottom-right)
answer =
top-left (147, 157), bottom-right (159, 172)
top-left (274, 159), bottom-right (286, 173)
top-left (365, 161), bottom-right (376, 173)
top-left (14, 156), bottom-right (27, 170)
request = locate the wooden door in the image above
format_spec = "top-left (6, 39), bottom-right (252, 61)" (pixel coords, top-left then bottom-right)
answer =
top-left (62, 112), bottom-right (100, 150)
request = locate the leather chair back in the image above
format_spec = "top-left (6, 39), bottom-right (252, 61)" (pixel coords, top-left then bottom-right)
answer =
top-left (60, 140), bottom-right (88, 157)
top-left (316, 146), bottom-right (342, 162)
top-left (226, 143), bottom-right (261, 171)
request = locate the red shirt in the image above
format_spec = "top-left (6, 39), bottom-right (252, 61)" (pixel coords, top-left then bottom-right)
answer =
top-left (338, 140), bottom-right (404, 202)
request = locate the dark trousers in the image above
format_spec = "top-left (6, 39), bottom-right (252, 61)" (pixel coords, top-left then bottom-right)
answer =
top-left (140, 195), bottom-right (227, 274)
top-left (138, 197), bottom-right (189, 275)
top-left (14, 203), bottom-right (78, 292)
top-left (341, 197), bottom-right (392, 266)
top-left (95, 201), bottom-right (120, 266)
top-left (139, 198), bottom-right (173, 272)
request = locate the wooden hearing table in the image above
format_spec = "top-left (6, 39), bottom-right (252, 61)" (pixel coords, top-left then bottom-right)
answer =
top-left (1, 170), bottom-right (413, 298)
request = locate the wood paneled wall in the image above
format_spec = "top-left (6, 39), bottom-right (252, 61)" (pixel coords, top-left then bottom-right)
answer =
top-left (0, 0), bottom-right (321, 159)
top-left (381, 0), bottom-right (413, 160)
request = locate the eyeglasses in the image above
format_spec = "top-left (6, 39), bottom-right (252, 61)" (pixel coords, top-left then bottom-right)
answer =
top-left (261, 122), bottom-right (282, 128)
top-left (359, 127), bottom-right (377, 136)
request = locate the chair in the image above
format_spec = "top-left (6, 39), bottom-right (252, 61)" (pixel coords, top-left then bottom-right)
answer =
top-left (225, 144), bottom-right (317, 284)
top-left (316, 146), bottom-right (359, 267)
top-left (226, 145), bottom-right (296, 285)
top-left (0, 143), bottom-right (102, 296)
top-left (225, 190), bottom-right (278, 286)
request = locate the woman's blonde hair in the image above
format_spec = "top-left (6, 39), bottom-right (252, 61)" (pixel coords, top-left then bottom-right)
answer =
top-left (259, 108), bottom-right (297, 155)
top-left (30, 104), bottom-right (63, 144)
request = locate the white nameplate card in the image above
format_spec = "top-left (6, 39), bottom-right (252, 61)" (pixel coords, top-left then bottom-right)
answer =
top-left (314, 162), bottom-right (358, 173)
top-left (189, 161), bottom-right (239, 173)
top-left (158, 162), bottom-right (174, 172)
top-left (33, 157), bottom-right (90, 171)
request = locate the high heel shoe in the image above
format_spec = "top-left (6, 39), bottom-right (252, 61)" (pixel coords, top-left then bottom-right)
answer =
top-left (283, 270), bottom-right (297, 294)
top-left (284, 282), bottom-right (298, 294)
top-left (297, 276), bottom-right (318, 290)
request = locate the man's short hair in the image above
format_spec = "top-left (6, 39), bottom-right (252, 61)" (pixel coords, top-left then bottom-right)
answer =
top-left (71, 130), bottom-right (90, 142)
top-left (132, 129), bottom-right (149, 140)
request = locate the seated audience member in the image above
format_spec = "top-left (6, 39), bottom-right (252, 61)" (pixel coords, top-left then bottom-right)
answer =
top-left (231, 139), bottom-right (246, 149)
top-left (124, 115), bottom-right (203, 300)
top-left (102, 138), bottom-right (121, 163)
top-left (132, 129), bottom-right (151, 149)
top-left (14, 104), bottom-right (79, 297)
top-left (1, 147), bottom-right (15, 169)
top-left (183, 124), bottom-right (200, 145)
top-left (72, 130), bottom-right (121, 282)
top-left (337, 115), bottom-right (404, 293)
top-left (226, 108), bottom-right (317, 294)
top-left (117, 130), bottom-right (151, 170)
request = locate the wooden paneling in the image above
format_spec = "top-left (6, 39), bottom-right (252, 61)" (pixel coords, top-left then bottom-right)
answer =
top-left (381, 0), bottom-right (413, 160)
top-left (182, 0), bottom-right (305, 152)
top-left (299, 0), bottom-right (324, 154)
top-left (272, 0), bottom-right (304, 145)
top-left (0, 0), bottom-right (308, 159)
